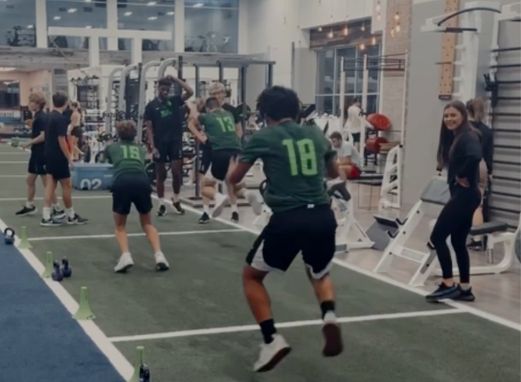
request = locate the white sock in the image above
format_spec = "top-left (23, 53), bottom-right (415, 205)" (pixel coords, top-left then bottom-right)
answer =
top-left (172, 193), bottom-right (180, 203)
top-left (203, 204), bottom-right (210, 214)
top-left (66, 207), bottom-right (75, 219)
top-left (160, 198), bottom-right (167, 206)
top-left (43, 207), bottom-right (51, 220)
top-left (121, 251), bottom-right (131, 258)
top-left (26, 201), bottom-right (34, 208)
top-left (231, 204), bottom-right (238, 213)
top-left (52, 203), bottom-right (62, 211)
top-left (323, 311), bottom-right (337, 323)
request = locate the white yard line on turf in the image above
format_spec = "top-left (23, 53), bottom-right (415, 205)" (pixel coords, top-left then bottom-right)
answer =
top-left (109, 308), bottom-right (463, 343)
top-left (0, 195), bottom-right (112, 202)
top-left (0, 218), bottom-right (134, 380)
top-left (165, 197), bottom-right (521, 332)
top-left (29, 228), bottom-right (243, 242)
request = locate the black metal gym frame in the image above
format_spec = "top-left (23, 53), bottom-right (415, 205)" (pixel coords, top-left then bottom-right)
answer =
top-left (150, 53), bottom-right (275, 202)
top-left (433, 6), bottom-right (501, 33)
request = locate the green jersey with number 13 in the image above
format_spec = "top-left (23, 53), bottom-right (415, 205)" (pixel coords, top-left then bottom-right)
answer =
top-left (198, 109), bottom-right (241, 151)
top-left (240, 121), bottom-right (335, 212)
top-left (106, 142), bottom-right (147, 181)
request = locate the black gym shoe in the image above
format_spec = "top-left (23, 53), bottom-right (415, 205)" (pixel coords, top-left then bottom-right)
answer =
top-left (16, 205), bottom-right (37, 216)
top-left (231, 211), bottom-right (239, 223)
top-left (425, 283), bottom-right (460, 302)
top-left (40, 217), bottom-right (63, 227)
top-left (172, 201), bottom-right (185, 215)
top-left (157, 204), bottom-right (167, 217)
top-left (52, 207), bottom-right (66, 220)
top-left (67, 214), bottom-right (88, 225)
top-left (467, 239), bottom-right (483, 251)
top-left (198, 212), bottom-right (210, 224)
top-left (454, 285), bottom-right (475, 302)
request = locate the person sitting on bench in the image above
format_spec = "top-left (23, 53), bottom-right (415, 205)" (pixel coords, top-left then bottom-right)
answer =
top-left (330, 132), bottom-right (362, 180)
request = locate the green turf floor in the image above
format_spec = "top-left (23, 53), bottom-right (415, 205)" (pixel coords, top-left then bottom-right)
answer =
top-left (0, 143), bottom-right (519, 382)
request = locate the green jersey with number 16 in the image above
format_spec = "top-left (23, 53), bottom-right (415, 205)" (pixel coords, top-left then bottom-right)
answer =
top-left (106, 142), bottom-right (147, 181)
top-left (240, 121), bottom-right (336, 213)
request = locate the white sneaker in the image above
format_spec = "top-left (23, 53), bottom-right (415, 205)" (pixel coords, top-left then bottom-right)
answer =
top-left (246, 191), bottom-right (263, 215)
top-left (154, 252), bottom-right (170, 272)
top-left (114, 253), bottom-right (134, 273)
top-left (211, 192), bottom-right (228, 218)
top-left (253, 334), bottom-right (291, 372)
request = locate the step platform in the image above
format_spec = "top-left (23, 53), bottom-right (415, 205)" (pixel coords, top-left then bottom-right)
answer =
top-left (71, 163), bottom-right (113, 191)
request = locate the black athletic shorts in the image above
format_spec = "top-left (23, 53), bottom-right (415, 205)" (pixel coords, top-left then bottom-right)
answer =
top-left (112, 173), bottom-right (152, 215)
top-left (246, 204), bottom-right (337, 279)
top-left (28, 151), bottom-right (46, 175)
top-left (45, 158), bottom-right (70, 181)
top-left (199, 148), bottom-right (240, 181)
top-left (154, 139), bottom-right (183, 163)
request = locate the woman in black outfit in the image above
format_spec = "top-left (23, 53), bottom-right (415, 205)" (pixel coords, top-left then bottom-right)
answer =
top-left (426, 101), bottom-right (482, 302)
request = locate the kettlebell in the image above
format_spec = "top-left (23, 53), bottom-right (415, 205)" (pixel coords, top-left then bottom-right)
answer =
top-left (4, 228), bottom-right (15, 245)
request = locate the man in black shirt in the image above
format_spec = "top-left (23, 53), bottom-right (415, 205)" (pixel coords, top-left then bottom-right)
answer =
top-left (144, 75), bottom-right (193, 216)
top-left (41, 92), bottom-right (87, 226)
top-left (16, 93), bottom-right (63, 217)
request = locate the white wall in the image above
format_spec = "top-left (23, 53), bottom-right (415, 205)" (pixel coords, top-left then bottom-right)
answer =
top-left (298, 0), bottom-right (374, 29)
top-left (0, 70), bottom-right (52, 106)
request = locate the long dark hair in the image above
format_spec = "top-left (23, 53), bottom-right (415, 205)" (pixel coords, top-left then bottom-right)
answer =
top-left (436, 100), bottom-right (475, 169)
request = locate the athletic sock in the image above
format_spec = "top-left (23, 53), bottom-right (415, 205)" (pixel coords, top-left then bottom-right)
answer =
top-left (231, 203), bottom-right (238, 213)
top-left (259, 319), bottom-right (277, 344)
top-left (26, 201), bottom-right (34, 208)
top-left (66, 207), bottom-right (75, 219)
top-left (460, 283), bottom-right (471, 291)
top-left (160, 198), bottom-right (167, 206)
top-left (203, 205), bottom-right (210, 215)
top-left (52, 203), bottom-right (62, 211)
top-left (43, 207), bottom-right (51, 220)
top-left (173, 194), bottom-right (180, 203)
top-left (320, 300), bottom-right (337, 321)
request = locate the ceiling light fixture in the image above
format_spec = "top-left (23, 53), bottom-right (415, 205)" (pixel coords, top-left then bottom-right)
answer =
top-left (361, 23), bottom-right (366, 32)
top-left (27, 25), bottom-right (34, 29)
top-left (167, 11), bottom-right (175, 15)
top-left (85, 25), bottom-right (92, 29)
top-left (193, 3), bottom-right (204, 8)
top-left (395, 23), bottom-right (401, 32)
top-left (327, 29), bottom-right (334, 39)
top-left (147, 1), bottom-right (157, 5)
top-left (0, 67), bottom-right (16, 72)
top-left (343, 26), bottom-right (348, 36)
top-left (394, 12), bottom-right (400, 21)
top-left (85, 0), bottom-right (92, 2)
top-left (124, 11), bottom-right (132, 16)
top-left (67, 8), bottom-right (77, 13)
top-left (53, 15), bottom-right (61, 20)
top-left (375, 1), bottom-right (381, 13)
top-left (359, 43), bottom-right (366, 51)
top-left (148, 16), bottom-right (158, 20)
top-left (318, 26), bottom-right (322, 32)
top-left (371, 36), bottom-right (377, 45)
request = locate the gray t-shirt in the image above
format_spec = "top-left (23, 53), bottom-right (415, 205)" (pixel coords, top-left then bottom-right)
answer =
top-left (334, 141), bottom-right (362, 167)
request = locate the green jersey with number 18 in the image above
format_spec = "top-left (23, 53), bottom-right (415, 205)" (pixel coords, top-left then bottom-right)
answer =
top-left (106, 142), bottom-right (147, 181)
top-left (240, 121), bottom-right (336, 213)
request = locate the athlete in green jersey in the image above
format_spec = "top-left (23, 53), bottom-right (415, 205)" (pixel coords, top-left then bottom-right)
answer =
top-left (105, 120), bottom-right (169, 273)
top-left (228, 86), bottom-right (343, 372)
top-left (188, 97), bottom-right (261, 224)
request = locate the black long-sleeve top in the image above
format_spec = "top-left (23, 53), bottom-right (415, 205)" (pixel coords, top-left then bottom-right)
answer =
top-left (448, 129), bottom-right (482, 193)
top-left (470, 121), bottom-right (494, 174)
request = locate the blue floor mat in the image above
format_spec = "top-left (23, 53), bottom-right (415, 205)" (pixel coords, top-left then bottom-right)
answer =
top-left (0, 236), bottom-right (124, 382)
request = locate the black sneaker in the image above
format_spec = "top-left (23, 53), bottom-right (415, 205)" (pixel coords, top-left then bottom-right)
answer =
top-left (157, 204), bottom-right (167, 217)
top-left (454, 286), bottom-right (475, 302)
top-left (16, 205), bottom-right (37, 216)
top-left (198, 212), bottom-right (210, 224)
top-left (425, 283), bottom-right (460, 302)
top-left (40, 217), bottom-right (63, 227)
top-left (52, 207), bottom-right (66, 220)
top-left (172, 201), bottom-right (185, 215)
top-left (467, 240), bottom-right (483, 251)
top-left (67, 214), bottom-right (88, 225)
top-left (231, 211), bottom-right (239, 223)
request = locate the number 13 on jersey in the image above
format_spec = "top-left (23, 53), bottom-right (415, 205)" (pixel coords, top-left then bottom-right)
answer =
top-left (282, 138), bottom-right (318, 176)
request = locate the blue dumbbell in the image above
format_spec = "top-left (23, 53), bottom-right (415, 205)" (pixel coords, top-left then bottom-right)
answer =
top-left (52, 261), bottom-right (63, 282)
top-left (4, 228), bottom-right (15, 245)
top-left (61, 258), bottom-right (72, 278)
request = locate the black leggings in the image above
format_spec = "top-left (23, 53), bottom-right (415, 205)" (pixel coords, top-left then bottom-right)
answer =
top-left (430, 186), bottom-right (481, 283)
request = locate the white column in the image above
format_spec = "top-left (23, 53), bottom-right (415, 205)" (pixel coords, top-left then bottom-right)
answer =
top-left (131, 38), bottom-right (142, 64)
top-left (36, 0), bottom-right (47, 48)
top-left (238, 0), bottom-right (248, 53)
top-left (174, 0), bottom-right (185, 52)
top-left (107, 0), bottom-right (118, 50)
top-left (89, 37), bottom-right (100, 67)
